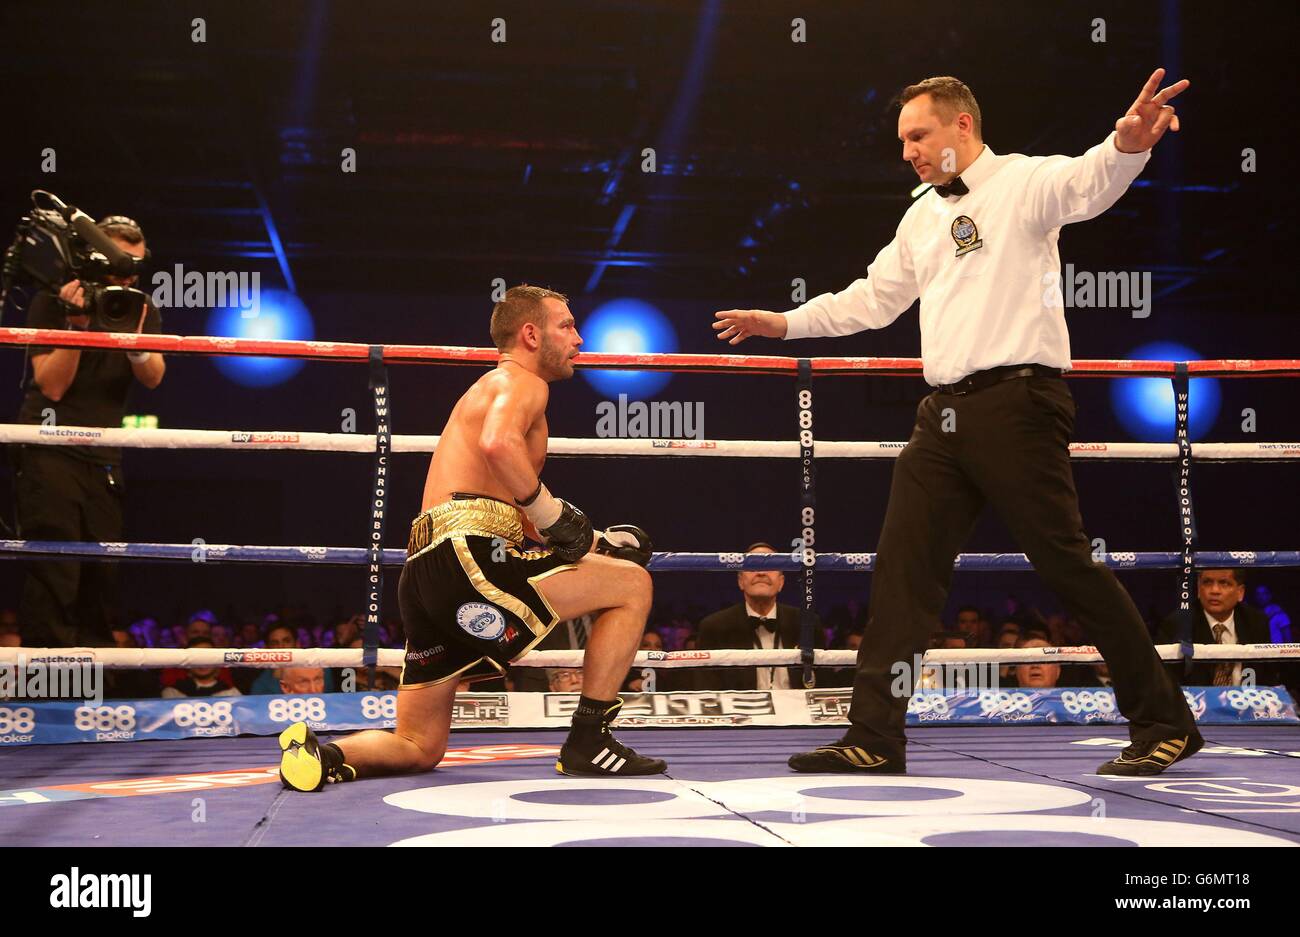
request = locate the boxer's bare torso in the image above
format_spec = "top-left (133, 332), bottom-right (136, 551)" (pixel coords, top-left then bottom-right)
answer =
top-left (421, 362), bottom-right (549, 537)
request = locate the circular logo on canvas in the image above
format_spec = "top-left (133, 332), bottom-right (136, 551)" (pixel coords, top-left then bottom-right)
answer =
top-left (456, 602), bottom-right (506, 640)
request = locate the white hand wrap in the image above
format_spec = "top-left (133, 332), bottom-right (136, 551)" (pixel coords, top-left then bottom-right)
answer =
top-left (518, 482), bottom-right (562, 530)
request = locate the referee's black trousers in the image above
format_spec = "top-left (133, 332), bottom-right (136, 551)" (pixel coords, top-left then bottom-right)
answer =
top-left (846, 374), bottom-right (1195, 757)
top-left (14, 446), bottom-right (123, 647)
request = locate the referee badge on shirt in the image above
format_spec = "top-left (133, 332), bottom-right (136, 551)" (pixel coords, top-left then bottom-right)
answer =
top-left (951, 215), bottom-right (984, 257)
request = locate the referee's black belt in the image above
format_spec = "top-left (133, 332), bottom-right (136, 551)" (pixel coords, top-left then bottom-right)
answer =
top-left (935, 363), bottom-right (1062, 396)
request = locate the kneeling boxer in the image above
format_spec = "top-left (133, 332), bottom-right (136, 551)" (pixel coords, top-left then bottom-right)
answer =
top-left (278, 285), bottom-right (665, 791)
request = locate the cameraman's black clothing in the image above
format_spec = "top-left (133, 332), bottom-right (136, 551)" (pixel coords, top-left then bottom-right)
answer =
top-left (13, 289), bottom-right (162, 646)
top-left (14, 447), bottom-right (123, 646)
top-left (17, 290), bottom-right (162, 464)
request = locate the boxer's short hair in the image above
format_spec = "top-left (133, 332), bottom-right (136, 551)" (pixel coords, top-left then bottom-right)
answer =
top-left (490, 284), bottom-right (569, 350)
top-left (897, 76), bottom-right (982, 139)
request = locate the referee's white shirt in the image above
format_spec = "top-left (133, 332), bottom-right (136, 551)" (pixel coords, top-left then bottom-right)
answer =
top-left (782, 132), bottom-right (1151, 387)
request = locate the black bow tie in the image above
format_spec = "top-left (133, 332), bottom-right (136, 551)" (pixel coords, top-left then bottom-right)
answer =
top-left (748, 615), bottom-right (776, 631)
top-left (933, 176), bottom-right (969, 199)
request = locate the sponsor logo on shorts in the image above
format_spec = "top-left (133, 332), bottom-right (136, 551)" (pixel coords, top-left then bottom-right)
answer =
top-left (224, 650), bottom-right (293, 664)
top-left (404, 645), bottom-right (446, 663)
top-left (456, 602), bottom-right (506, 640)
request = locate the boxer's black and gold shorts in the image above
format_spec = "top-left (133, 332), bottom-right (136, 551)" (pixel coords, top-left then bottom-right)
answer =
top-left (398, 495), bottom-right (577, 687)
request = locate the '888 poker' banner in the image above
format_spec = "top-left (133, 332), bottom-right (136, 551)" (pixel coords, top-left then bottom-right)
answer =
top-left (0, 685), bottom-right (1294, 746)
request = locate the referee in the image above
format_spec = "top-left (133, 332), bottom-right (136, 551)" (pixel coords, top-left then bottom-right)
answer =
top-left (714, 70), bottom-right (1199, 777)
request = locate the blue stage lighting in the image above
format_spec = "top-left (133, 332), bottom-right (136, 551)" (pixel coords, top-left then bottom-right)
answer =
top-left (205, 289), bottom-right (314, 388)
top-left (579, 298), bottom-right (678, 400)
top-left (1110, 341), bottom-right (1221, 441)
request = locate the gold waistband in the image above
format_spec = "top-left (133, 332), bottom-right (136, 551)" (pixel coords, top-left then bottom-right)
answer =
top-left (407, 498), bottom-right (525, 558)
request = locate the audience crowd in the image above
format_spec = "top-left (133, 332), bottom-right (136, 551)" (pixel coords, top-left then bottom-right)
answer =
top-left (1, 563), bottom-right (1294, 700)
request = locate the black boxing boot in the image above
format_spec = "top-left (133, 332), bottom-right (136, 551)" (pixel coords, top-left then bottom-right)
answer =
top-left (557, 697), bottom-right (667, 777)
top-left (278, 723), bottom-right (357, 792)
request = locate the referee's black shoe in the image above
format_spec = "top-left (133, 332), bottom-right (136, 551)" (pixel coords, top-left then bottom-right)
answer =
top-left (1095, 731), bottom-right (1204, 776)
top-left (789, 741), bottom-right (905, 773)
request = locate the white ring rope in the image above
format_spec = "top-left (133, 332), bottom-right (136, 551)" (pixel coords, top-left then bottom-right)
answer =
top-left (3, 644), bottom-right (1297, 669)
top-left (1, 424), bottom-right (1297, 460)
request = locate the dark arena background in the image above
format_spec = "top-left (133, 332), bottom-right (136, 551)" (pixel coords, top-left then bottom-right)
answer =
top-left (1, 0), bottom-right (1298, 872)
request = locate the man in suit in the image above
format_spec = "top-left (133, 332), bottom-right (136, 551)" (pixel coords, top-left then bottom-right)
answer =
top-left (1157, 569), bottom-right (1277, 687)
top-left (695, 542), bottom-right (825, 691)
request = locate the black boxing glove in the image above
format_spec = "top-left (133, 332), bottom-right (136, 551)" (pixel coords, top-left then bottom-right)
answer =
top-left (539, 504), bottom-right (595, 562)
top-left (516, 481), bottom-right (594, 562)
top-left (596, 524), bottom-right (654, 568)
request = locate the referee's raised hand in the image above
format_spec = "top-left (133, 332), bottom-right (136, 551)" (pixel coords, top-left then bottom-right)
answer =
top-left (713, 309), bottom-right (787, 345)
top-left (1115, 67), bottom-right (1189, 153)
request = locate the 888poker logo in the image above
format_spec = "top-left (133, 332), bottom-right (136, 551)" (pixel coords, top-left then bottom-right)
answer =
top-left (76, 704), bottom-right (138, 741)
top-left (0, 706), bottom-right (36, 744)
top-left (1222, 687), bottom-right (1289, 719)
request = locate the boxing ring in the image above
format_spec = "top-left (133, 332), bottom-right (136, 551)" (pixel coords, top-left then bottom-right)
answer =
top-left (1, 325), bottom-right (1299, 847)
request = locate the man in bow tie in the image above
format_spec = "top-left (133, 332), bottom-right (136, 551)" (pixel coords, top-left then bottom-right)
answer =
top-left (713, 70), bottom-right (1201, 778)
top-left (695, 542), bottom-right (825, 691)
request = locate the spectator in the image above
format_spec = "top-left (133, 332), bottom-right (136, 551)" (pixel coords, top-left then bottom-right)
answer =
top-left (237, 621), bottom-right (262, 648)
top-left (105, 627), bottom-right (160, 699)
top-left (279, 667), bottom-right (325, 695)
top-left (826, 630), bottom-right (863, 687)
top-left (624, 631), bottom-right (666, 691)
top-left (245, 624), bottom-right (337, 695)
top-left (128, 617), bottom-right (159, 648)
top-left (953, 605), bottom-right (986, 646)
top-left (512, 615), bottom-right (594, 693)
top-left (1253, 585), bottom-right (1293, 644)
top-left (210, 623), bottom-right (232, 648)
top-left (160, 611), bottom-right (225, 688)
top-left (160, 638), bottom-right (241, 698)
top-left (1080, 661), bottom-right (1114, 689)
top-left (0, 625), bottom-right (20, 648)
top-left (185, 610), bottom-right (215, 641)
top-left (547, 669), bottom-right (583, 694)
top-left (996, 623), bottom-right (1021, 680)
top-left (1157, 568), bottom-right (1277, 687)
top-left (1012, 637), bottom-right (1061, 689)
top-left (696, 542), bottom-right (825, 691)
top-left (334, 615), bottom-right (363, 649)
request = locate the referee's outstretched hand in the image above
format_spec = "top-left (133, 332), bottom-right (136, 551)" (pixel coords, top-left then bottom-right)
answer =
top-left (713, 309), bottom-right (787, 345)
top-left (1115, 67), bottom-right (1189, 153)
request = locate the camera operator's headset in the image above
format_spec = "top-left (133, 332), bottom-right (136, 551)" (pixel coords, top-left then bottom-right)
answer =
top-left (96, 215), bottom-right (151, 268)
top-left (2, 215), bottom-right (150, 536)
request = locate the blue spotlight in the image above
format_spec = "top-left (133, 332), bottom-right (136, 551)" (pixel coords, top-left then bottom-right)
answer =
top-left (205, 289), bottom-right (314, 388)
top-left (579, 298), bottom-right (678, 400)
top-left (1110, 341), bottom-right (1221, 441)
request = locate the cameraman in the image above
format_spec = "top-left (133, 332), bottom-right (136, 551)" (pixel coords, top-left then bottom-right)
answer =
top-left (13, 215), bottom-right (164, 647)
